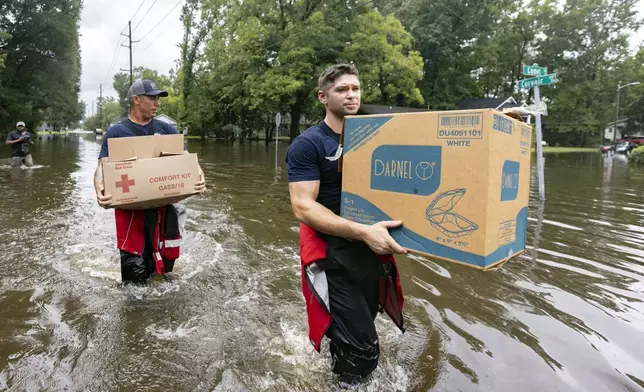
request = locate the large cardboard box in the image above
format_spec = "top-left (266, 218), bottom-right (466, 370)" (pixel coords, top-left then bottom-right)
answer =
top-left (340, 109), bottom-right (532, 270)
top-left (103, 134), bottom-right (200, 210)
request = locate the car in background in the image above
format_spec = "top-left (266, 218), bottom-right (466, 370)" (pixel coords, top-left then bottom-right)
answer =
top-left (616, 141), bottom-right (638, 155)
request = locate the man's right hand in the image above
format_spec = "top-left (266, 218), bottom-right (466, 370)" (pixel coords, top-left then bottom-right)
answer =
top-left (96, 182), bottom-right (113, 208)
top-left (359, 220), bottom-right (408, 255)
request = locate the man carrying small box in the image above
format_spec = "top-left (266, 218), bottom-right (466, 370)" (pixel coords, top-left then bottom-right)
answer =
top-left (94, 79), bottom-right (206, 284)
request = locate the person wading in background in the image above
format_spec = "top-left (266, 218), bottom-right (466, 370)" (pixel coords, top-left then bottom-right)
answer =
top-left (6, 121), bottom-right (34, 168)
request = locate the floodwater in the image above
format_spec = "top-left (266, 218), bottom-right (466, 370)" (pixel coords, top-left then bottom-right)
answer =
top-left (1, 134), bottom-right (643, 391)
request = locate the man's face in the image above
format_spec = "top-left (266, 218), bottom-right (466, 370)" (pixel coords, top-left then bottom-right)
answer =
top-left (17, 125), bottom-right (24, 132)
top-left (133, 95), bottom-right (160, 119)
top-left (319, 74), bottom-right (361, 117)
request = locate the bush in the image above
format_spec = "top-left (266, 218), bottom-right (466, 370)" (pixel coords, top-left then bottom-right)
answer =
top-left (630, 146), bottom-right (644, 164)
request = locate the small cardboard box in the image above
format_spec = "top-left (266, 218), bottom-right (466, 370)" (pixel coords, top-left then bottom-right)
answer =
top-left (103, 134), bottom-right (200, 210)
top-left (340, 109), bottom-right (532, 270)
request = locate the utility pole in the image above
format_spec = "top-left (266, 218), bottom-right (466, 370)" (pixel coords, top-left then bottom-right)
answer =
top-left (613, 81), bottom-right (641, 143)
top-left (120, 21), bottom-right (139, 86)
top-left (98, 84), bottom-right (103, 129)
top-left (91, 100), bottom-right (94, 117)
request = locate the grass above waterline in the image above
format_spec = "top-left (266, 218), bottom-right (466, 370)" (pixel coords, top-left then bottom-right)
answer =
top-left (536, 147), bottom-right (598, 153)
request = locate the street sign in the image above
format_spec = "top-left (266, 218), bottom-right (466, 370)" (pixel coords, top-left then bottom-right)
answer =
top-left (523, 64), bottom-right (548, 76)
top-left (518, 73), bottom-right (558, 89)
top-left (525, 102), bottom-right (548, 116)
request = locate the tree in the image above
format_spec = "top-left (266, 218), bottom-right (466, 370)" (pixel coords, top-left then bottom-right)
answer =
top-left (174, 0), bottom-right (644, 147)
top-left (342, 11), bottom-right (424, 106)
top-left (0, 0), bottom-right (83, 131)
top-left (534, 0), bottom-right (641, 146)
top-left (113, 67), bottom-right (180, 121)
top-left (389, 0), bottom-right (515, 109)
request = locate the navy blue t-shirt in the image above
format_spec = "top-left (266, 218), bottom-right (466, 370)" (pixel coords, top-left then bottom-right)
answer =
top-left (98, 118), bottom-right (179, 159)
top-left (7, 130), bottom-right (32, 157)
top-left (286, 121), bottom-right (342, 215)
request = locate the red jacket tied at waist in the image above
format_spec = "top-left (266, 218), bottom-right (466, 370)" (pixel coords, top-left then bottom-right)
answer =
top-left (299, 223), bottom-right (405, 351)
top-left (114, 206), bottom-right (182, 275)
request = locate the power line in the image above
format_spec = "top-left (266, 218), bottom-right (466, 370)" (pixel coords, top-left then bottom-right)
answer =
top-left (136, 0), bottom-right (184, 47)
top-left (133, 0), bottom-right (159, 32)
top-left (130, 0), bottom-right (147, 22)
top-left (137, 17), bottom-right (179, 54)
top-left (101, 24), bottom-right (130, 87)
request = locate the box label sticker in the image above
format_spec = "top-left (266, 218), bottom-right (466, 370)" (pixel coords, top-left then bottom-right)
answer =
top-left (344, 117), bottom-right (392, 153)
top-left (520, 124), bottom-right (532, 156)
top-left (499, 220), bottom-right (516, 246)
top-left (493, 114), bottom-right (513, 135)
top-left (437, 113), bottom-right (483, 147)
top-left (370, 145), bottom-right (442, 196)
top-left (501, 160), bottom-right (520, 201)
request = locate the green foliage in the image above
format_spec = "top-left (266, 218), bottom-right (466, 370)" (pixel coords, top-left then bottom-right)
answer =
top-left (629, 146), bottom-right (644, 165)
top-left (179, 0), bottom-right (425, 141)
top-left (0, 0), bottom-right (84, 131)
top-left (159, 0), bottom-right (644, 146)
top-left (341, 11), bottom-right (424, 106)
top-left (112, 67), bottom-right (178, 118)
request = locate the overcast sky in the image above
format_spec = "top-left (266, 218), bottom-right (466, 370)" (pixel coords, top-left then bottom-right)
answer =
top-left (79, 0), bottom-right (644, 116)
top-left (80, 0), bottom-right (184, 115)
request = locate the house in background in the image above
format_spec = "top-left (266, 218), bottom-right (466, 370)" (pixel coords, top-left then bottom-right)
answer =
top-left (602, 118), bottom-right (644, 142)
top-left (155, 114), bottom-right (178, 128)
top-left (456, 96), bottom-right (519, 111)
top-left (358, 104), bottom-right (428, 115)
top-left (37, 121), bottom-right (55, 132)
top-left (354, 98), bottom-right (521, 115)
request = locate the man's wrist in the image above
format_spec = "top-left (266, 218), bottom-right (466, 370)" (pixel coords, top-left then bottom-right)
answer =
top-left (350, 221), bottom-right (368, 241)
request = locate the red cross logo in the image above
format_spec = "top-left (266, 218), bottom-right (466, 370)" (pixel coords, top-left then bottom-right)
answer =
top-left (115, 174), bottom-right (136, 193)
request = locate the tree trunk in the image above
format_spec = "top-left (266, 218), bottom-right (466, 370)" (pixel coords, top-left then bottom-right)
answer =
top-left (289, 98), bottom-right (302, 142)
top-left (265, 116), bottom-right (274, 145)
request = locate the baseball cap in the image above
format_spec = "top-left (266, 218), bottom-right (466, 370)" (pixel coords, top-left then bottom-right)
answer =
top-left (127, 79), bottom-right (168, 98)
top-left (16, 121), bottom-right (25, 127)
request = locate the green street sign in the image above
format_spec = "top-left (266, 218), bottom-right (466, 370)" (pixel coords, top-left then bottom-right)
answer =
top-left (517, 73), bottom-right (558, 89)
top-left (523, 64), bottom-right (548, 76)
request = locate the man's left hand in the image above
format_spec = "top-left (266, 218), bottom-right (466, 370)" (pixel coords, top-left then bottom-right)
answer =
top-left (195, 167), bottom-right (206, 193)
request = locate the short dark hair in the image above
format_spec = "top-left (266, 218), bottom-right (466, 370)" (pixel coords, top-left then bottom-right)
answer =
top-left (318, 64), bottom-right (359, 92)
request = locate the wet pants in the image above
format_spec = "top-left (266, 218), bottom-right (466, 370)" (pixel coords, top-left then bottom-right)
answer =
top-left (320, 236), bottom-right (384, 381)
top-left (119, 209), bottom-right (175, 283)
top-left (11, 154), bottom-right (33, 168)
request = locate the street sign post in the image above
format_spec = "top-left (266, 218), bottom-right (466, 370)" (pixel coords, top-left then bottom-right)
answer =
top-left (275, 112), bottom-right (281, 153)
top-left (274, 112), bottom-right (282, 173)
top-left (517, 73), bottom-right (558, 89)
top-left (517, 64), bottom-right (556, 201)
top-left (533, 85), bottom-right (546, 200)
top-left (523, 64), bottom-right (548, 76)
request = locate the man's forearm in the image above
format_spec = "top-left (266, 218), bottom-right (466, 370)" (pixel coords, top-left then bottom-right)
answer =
top-left (94, 164), bottom-right (102, 190)
top-left (295, 201), bottom-right (365, 241)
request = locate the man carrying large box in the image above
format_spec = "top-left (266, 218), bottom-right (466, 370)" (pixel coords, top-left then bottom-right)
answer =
top-left (286, 64), bottom-right (406, 383)
top-left (94, 79), bottom-right (206, 284)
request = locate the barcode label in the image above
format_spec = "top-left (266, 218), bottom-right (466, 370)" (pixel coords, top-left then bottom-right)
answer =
top-left (440, 115), bottom-right (481, 127)
top-left (438, 113), bottom-right (483, 140)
